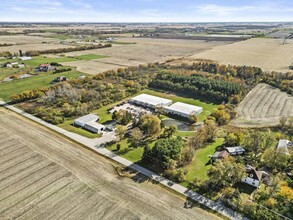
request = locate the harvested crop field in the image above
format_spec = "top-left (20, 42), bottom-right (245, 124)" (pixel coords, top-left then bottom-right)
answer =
top-left (231, 83), bottom-right (293, 128)
top-left (0, 35), bottom-right (74, 53)
top-left (62, 38), bottom-right (232, 74)
top-left (191, 38), bottom-right (293, 72)
top-left (0, 108), bottom-right (220, 220)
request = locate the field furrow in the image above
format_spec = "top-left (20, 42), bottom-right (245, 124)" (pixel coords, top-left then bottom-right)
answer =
top-left (231, 83), bottom-right (293, 127)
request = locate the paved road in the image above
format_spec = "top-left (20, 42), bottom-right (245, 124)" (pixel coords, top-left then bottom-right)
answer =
top-left (0, 101), bottom-right (246, 220)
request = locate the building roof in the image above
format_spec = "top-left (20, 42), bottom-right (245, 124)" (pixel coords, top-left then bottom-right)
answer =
top-left (74, 114), bottom-right (99, 124)
top-left (164, 102), bottom-right (203, 116)
top-left (277, 139), bottom-right (292, 154)
top-left (130, 94), bottom-right (172, 107)
top-left (84, 121), bottom-right (105, 130)
top-left (212, 151), bottom-right (229, 159)
top-left (40, 64), bottom-right (51, 67)
top-left (225, 146), bottom-right (245, 154)
top-left (247, 168), bottom-right (263, 181)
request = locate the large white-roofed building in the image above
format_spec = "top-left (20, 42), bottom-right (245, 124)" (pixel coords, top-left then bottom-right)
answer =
top-left (129, 94), bottom-right (172, 109)
top-left (163, 102), bottom-right (203, 118)
top-left (73, 114), bottom-right (99, 127)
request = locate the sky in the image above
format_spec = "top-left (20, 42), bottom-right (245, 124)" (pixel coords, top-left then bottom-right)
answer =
top-left (0, 0), bottom-right (293, 22)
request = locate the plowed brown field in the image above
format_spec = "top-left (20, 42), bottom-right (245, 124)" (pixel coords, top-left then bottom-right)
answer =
top-left (231, 83), bottom-right (293, 128)
top-left (0, 108), bottom-right (220, 220)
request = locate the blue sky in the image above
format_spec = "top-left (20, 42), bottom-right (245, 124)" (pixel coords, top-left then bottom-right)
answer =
top-left (1, 0), bottom-right (293, 22)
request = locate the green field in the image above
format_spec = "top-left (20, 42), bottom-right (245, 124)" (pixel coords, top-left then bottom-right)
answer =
top-left (57, 119), bottom-right (102, 138)
top-left (183, 138), bottom-right (224, 185)
top-left (0, 70), bottom-right (82, 101)
top-left (70, 54), bottom-right (108, 60)
top-left (107, 139), bottom-right (145, 163)
top-left (22, 54), bottom-right (107, 67)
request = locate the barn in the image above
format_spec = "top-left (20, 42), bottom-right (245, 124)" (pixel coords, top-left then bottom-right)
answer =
top-left (84, 121), bottom-right (105, 134)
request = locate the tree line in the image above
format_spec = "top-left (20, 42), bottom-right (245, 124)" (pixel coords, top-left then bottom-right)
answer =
top-left (24, 43), bottom-right (112, 56)
top-left (150, 72), bottom-right (242, 101)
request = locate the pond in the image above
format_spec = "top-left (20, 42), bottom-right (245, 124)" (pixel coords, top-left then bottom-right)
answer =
top-left (162, 118), bottom-right (199, 131)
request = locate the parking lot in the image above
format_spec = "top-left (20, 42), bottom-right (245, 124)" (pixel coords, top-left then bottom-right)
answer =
top-left (110, 102), bottom-right (152, 117)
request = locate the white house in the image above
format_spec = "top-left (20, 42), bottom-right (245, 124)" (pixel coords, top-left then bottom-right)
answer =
top-left (277, 139), bottom-right (292, 155)
top-left (74, 114), bottom-right (99, 127)
top-left (84, 121), bottom-right (105, 134)
top-left (130, 94), bottom-right (172, 109)
top-left (225, 146), bottom-right (245, 156)
top-left (242, 167), bottom-right (263, 188)
top-left (163, 102), bottom-right (203, 118)
top-left (19, 56), bottom-right (32, 61)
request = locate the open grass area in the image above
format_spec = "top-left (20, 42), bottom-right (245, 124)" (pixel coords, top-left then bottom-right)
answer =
top-left (107, 139), bottom-right (145, 163)
top-left (57, 119), bottom-right (102, 138)
top-left (0, 70), bottom-right (82, 101)
top-left (71, 54), bottom-right (109, 60)
top-left (142, 89), bottom-right (219, 122)
top-left (22, 56), bottom-right (78, 66)
top-left (183, 138), bottom-right (224, 186)
top-left (22, 54), bottom-right (108, 67)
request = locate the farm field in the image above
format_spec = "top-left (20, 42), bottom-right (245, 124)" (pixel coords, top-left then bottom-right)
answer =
top-left (0, 108), bottom-right (220, 220)
top-left (0, 35), bottom-right (75, 53)
top-left (191, 38), bottom-right (293, 72)
top-left (0, 70), bottom-right (82, 101)
top-left (231, 83), bottom-right (293, 128)
top-left (61, 38), bottom-right (232, 74)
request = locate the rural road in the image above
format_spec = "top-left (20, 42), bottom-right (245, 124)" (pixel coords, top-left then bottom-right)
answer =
top-left (0, 102), bottom-right (246, 219)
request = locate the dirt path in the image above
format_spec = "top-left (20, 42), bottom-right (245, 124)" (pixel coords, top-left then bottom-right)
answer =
top-left (0, 108), bottom-right (221, 220)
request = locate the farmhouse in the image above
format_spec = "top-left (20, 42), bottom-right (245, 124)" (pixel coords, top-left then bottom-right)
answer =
top-left (163, 102), bottom-right (203, 118)
top-left (225, 146), bottom-right (245, 155)
top-left (74, 114), bottom-right (99, 127)
top-left (84, 121), bottom-right (105, 133)
top-left (242, 166), bottom-right (263, 188)
top-left (130, 94), bottom-right (172, 109)
top-left (36, 64), bottom-right (56, 72)
top-left (210, 151), bottom-right (229, 162)
top-left (276, 139), bottom-right (292, 155)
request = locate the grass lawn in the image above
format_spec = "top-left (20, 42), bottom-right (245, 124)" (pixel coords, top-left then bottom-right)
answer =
top-left (71, 54), bottom-right (108, 60)
top-left (107, 139), bottom-right (145, 163)
top-left (142, 89), bottom-right (219, 122)
top-left (22, 56), bottom-right (78, 66)
top-left (57, 119), bottom-right (102, 138)
top-left (183, 138), bottom-right (224, 186)
top-left (22, 54), bottom-right (108, 67)
top-left (0, 70), bottom-right (82, 101)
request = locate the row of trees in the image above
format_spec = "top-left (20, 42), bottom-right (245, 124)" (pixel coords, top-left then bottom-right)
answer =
top-left (150, 72), bottom-right (242, 101)
top-left (24, 43), bottom-right (112, 56)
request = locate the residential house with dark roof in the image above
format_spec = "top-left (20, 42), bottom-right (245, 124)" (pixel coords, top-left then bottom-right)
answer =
top-left (242, 166), bottom-right (263, 188)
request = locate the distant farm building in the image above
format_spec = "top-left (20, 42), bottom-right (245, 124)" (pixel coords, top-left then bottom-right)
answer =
top-left (130, 94), bottom-right (172, 109)
top-left (36, 64), bottom-right (56, 72)
top-left (163, 102), bottom-right (203, 118)
top-left (74, 114), bottom-right (104, 134)
top-left (225, 146), bottom-right (245, 156)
